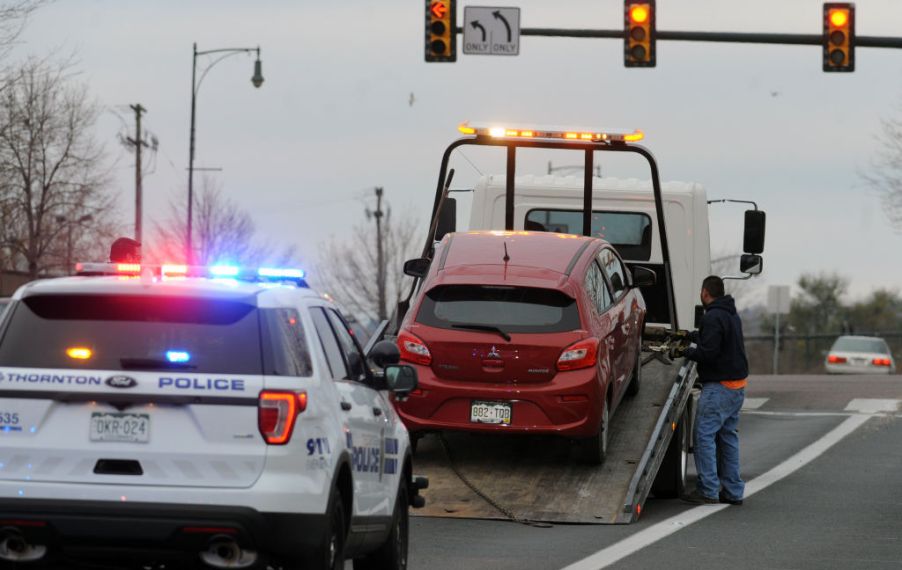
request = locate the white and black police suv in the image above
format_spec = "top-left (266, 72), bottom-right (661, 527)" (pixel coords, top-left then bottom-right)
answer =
top-left (0, 262), bottom-right (426, 570)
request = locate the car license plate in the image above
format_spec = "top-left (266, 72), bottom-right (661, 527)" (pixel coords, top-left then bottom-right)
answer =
top-left (470, 401), bottom-right (512, 425)
top-left (90, 412), bottom-right (150, 443)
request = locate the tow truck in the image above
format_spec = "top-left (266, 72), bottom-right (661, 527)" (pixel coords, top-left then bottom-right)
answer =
top-left (387, 123), bottom-right (765, 524)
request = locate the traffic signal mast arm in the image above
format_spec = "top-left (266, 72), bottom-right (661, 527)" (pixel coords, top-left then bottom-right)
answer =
top-left (450, 26), bottom-right (902, 49)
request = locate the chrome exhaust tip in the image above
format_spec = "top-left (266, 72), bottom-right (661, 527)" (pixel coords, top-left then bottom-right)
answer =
top-left (0, 527), bottom-right (47, 562)
top-left (199, 535), bottom-right (257, 569)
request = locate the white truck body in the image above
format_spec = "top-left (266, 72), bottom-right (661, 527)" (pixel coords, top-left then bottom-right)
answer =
top-left (465, 174), bottom-right (712, 330)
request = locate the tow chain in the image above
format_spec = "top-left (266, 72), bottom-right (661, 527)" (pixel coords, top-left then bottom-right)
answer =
top-left (438, 433), bottom-right (553, 529)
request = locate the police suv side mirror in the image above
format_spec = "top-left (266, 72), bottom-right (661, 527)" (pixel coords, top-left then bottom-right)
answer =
top-left (384, 364), bottom-right (418, 395)
top-left (403, 258), bottom-right (431, 279)
top-left (739, 254), bottom-right (763, 275)
top-left (743, 210), bottom-right (766, 254)
top-left (370, 339), bottom-right (401, 369)
top-left (631, 266), bottom-right (657, 288)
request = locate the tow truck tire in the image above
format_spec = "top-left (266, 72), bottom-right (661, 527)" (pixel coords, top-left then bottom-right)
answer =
top-left (651, 407), bottom-right (689, 499)
top-left (576, 401), bottom-right (609, 465)
top-left (625, 349), bottom-right (641, 398)
top-left (353, 480), bottom-right (409, 570)
top-left (306, 487), bottom-right (347, 570)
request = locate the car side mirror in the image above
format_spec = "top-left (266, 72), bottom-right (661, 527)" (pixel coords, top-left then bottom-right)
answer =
top-left (403, 258), bottom-right (431, 279)
top-left (739, 253), bottom-right (763, 275)
top-left (385, 364), bottom-right (418, 395)
top-left (743, 210), bottom-right (766, 254)
top-left (369, 339), bottom-right (401, 368)
top-left (435, 197), bottom-right (457, 241)
top-left (631, 266), bottom-right (656, 288)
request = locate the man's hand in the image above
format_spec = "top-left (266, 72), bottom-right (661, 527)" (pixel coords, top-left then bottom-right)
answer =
top-left (669, 344), bottom-right (687, 360)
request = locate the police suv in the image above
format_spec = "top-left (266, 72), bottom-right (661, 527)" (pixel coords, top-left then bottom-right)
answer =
top-left (0, 262), bottom-right (425, 570)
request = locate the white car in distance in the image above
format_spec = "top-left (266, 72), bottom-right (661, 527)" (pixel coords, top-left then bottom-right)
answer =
top-left (825, 335), bottom-right (897, 374)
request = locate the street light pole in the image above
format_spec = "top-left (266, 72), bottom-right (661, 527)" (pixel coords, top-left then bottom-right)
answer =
top-left (187, 43), bottom-right (264, 264)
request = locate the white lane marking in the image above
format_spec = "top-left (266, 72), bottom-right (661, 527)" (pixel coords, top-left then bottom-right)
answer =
top-left (560, 414), bottom-right (872, 570)
top-left (844, 399), bottom-right (901, 414)
top-left (741, 397), bottom-right (769, 410)
top-left (744, 410), bottom-right (854, 418)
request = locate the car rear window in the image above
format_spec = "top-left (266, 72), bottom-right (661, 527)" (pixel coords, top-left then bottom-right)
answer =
top-left (0, 295), bottom-right (310, 376)
top-left (416, 285), bottom-right (580, 333)
top-left (831, 337), bottom-right (889, 354)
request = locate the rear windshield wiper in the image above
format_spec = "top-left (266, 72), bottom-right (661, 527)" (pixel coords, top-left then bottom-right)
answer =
top-left (120, 357), bottom-right (197, 371)
top-left (451, 323), bottom-right (511, 342)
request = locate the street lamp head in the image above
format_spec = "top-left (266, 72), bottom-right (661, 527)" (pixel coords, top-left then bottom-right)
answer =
top-left (251, 58), bottom-right (264, 88)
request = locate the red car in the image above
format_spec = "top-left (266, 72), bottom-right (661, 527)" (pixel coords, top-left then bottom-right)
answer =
top-left (395, 231), bottom-right (653, 463)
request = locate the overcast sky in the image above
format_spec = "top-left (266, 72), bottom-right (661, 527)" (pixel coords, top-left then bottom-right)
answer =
top-left (13, 0), bottom-right (902, 304)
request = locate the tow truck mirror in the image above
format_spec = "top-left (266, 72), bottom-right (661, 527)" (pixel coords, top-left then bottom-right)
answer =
top-left (739, 254), bottom-right (763, 275)
top-left (743, 210), bottom-right (766, 254)
top-left (370, 340), bottom-right (401, 368)
top-left (385, 364), bottom-right (418, 395)
top-left (631, 266), bottom-right (656, 288)
top-left (403, 258), bottom-right (431, 279)
top-left (435, 197), bottom-right (457, 241)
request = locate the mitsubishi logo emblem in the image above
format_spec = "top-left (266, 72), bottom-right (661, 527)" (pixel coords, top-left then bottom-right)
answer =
top-left (487, 346), bottom-right (501, 359)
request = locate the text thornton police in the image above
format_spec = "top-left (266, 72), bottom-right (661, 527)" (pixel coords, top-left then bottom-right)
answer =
top-left (0, 372), bottom-right (246, 391)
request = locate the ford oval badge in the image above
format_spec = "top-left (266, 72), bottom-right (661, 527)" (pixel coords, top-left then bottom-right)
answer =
top-left (105, 375), bottom-right (138, 389)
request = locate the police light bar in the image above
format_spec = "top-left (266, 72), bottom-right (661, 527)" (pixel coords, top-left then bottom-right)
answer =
top-left (458, 122), bottom-right (644, 143)
top-left (74, 263), bottom-right (309, 287)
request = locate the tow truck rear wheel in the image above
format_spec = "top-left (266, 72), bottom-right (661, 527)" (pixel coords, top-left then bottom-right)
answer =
top-left (353, 479), bottom-right (409, 570)
top-left (576, 400), bottom-right (609, 465)
top-left (651, 406), bottom-right (689, 498)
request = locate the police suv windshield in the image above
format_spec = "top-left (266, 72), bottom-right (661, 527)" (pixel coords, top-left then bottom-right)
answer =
top-left (0, 294), bottom-right (313, 376)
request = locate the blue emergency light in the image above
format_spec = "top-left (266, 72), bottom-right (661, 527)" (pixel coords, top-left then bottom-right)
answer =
top-left (166, 350), bottom-right (191, 363)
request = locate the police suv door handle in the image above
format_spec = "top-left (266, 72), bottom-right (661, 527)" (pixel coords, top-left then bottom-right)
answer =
top-left (340, 401), bottom-right (352, 411)
top-left (372, 407), bottom-right (383, 417)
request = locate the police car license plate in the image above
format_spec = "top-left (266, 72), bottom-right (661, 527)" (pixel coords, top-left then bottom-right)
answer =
top-left (470, 401), bottom-right (512, 425)
top-left (90, 413), bottom-right (150, 443)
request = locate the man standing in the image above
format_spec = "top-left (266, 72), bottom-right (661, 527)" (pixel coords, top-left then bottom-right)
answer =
top-left (109, 237), bottom-right (141, 264)
top-left (680, 275), bottom-right (748, 506)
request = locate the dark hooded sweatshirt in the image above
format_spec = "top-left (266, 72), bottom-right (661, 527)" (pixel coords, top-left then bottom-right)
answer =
top-left (684, 295), bottom-right (749, 383)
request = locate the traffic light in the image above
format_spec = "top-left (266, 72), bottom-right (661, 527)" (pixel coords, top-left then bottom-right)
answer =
top-left (823, 3), bottom-right (854, 72)
top-left (425, 0), bottom-right (456, 62)
top-left (624, 0), bottom-right (655, 67)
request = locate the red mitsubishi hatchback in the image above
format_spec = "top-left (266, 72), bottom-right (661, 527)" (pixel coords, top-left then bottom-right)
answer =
top-left (395, 231), bottom-right (653, 464)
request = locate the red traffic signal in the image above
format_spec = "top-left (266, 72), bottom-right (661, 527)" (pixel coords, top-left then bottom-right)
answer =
top-left (624, 0), bottom-right (655, 68)
top-left (425, 0), bottom-right (456, 62)
top-left (823, 2), bottom-right (854, 72)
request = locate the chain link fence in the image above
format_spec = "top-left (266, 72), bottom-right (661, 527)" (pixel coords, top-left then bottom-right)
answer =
top-left (745, 332), bottom-right (902, 374)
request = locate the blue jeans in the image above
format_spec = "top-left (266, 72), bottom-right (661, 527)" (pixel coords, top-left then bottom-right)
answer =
top-left (694, 382), bottom-right (745, 500)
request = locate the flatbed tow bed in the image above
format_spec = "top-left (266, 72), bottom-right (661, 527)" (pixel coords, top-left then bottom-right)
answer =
top-left (395, 124), bottom-right (700, 525)
top-left (411, 360), bottom-right (695, 524)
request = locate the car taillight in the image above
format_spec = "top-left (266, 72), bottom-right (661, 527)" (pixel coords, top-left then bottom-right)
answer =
top-left (258, 391), bottom-right (307, 445)
top-left (398, 331), bottom-right (432, 365)
top-left (827, 355), bottom-right (847, 364)
top-left (557, 338), bottom-right (599, 371)
top-left (872, 358), bottom-right (892, 367)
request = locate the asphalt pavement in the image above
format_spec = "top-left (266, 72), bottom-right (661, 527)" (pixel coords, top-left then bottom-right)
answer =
top-left (408, 374), bottom-right (902, 570)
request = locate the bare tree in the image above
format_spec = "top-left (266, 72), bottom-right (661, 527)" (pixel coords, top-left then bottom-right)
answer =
top-left (862, 106), bottom-right (902, 230)
top-left (0, 1), bottom-right (49, 61)
top-left (149, 177), bottom-right (296, 267)
top-left (0, 57), bottom-right (113, 278)
top-left (315, 201), bottom-right (420, 325)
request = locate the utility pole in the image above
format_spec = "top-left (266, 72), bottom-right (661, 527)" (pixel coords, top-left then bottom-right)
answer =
top-left (127, 104), bottom-right (148, 244)
top-left (373, 187), bottom-right (386, 321)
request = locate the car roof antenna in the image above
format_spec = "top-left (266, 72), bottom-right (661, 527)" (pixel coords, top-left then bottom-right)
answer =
top-left (503, 241), bottom-right (510, 263)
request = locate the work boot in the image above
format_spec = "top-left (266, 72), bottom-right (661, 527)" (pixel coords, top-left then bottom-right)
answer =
top-left (680, 490), bottom-right (718, 505)
top-left (719, 492), bottom-right (743, 506)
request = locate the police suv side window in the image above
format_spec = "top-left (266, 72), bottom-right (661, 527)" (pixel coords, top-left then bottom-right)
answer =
top-left (310, 307), bottom-right (349, 380)
top-left (598, 248), bottom-right (628, 299)
top-left (261, 308), bottom-right (313, 377)
top-left (585, 262), bottom-right (613, 314)
top-left (325, 309), bottom-right (367, 382)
